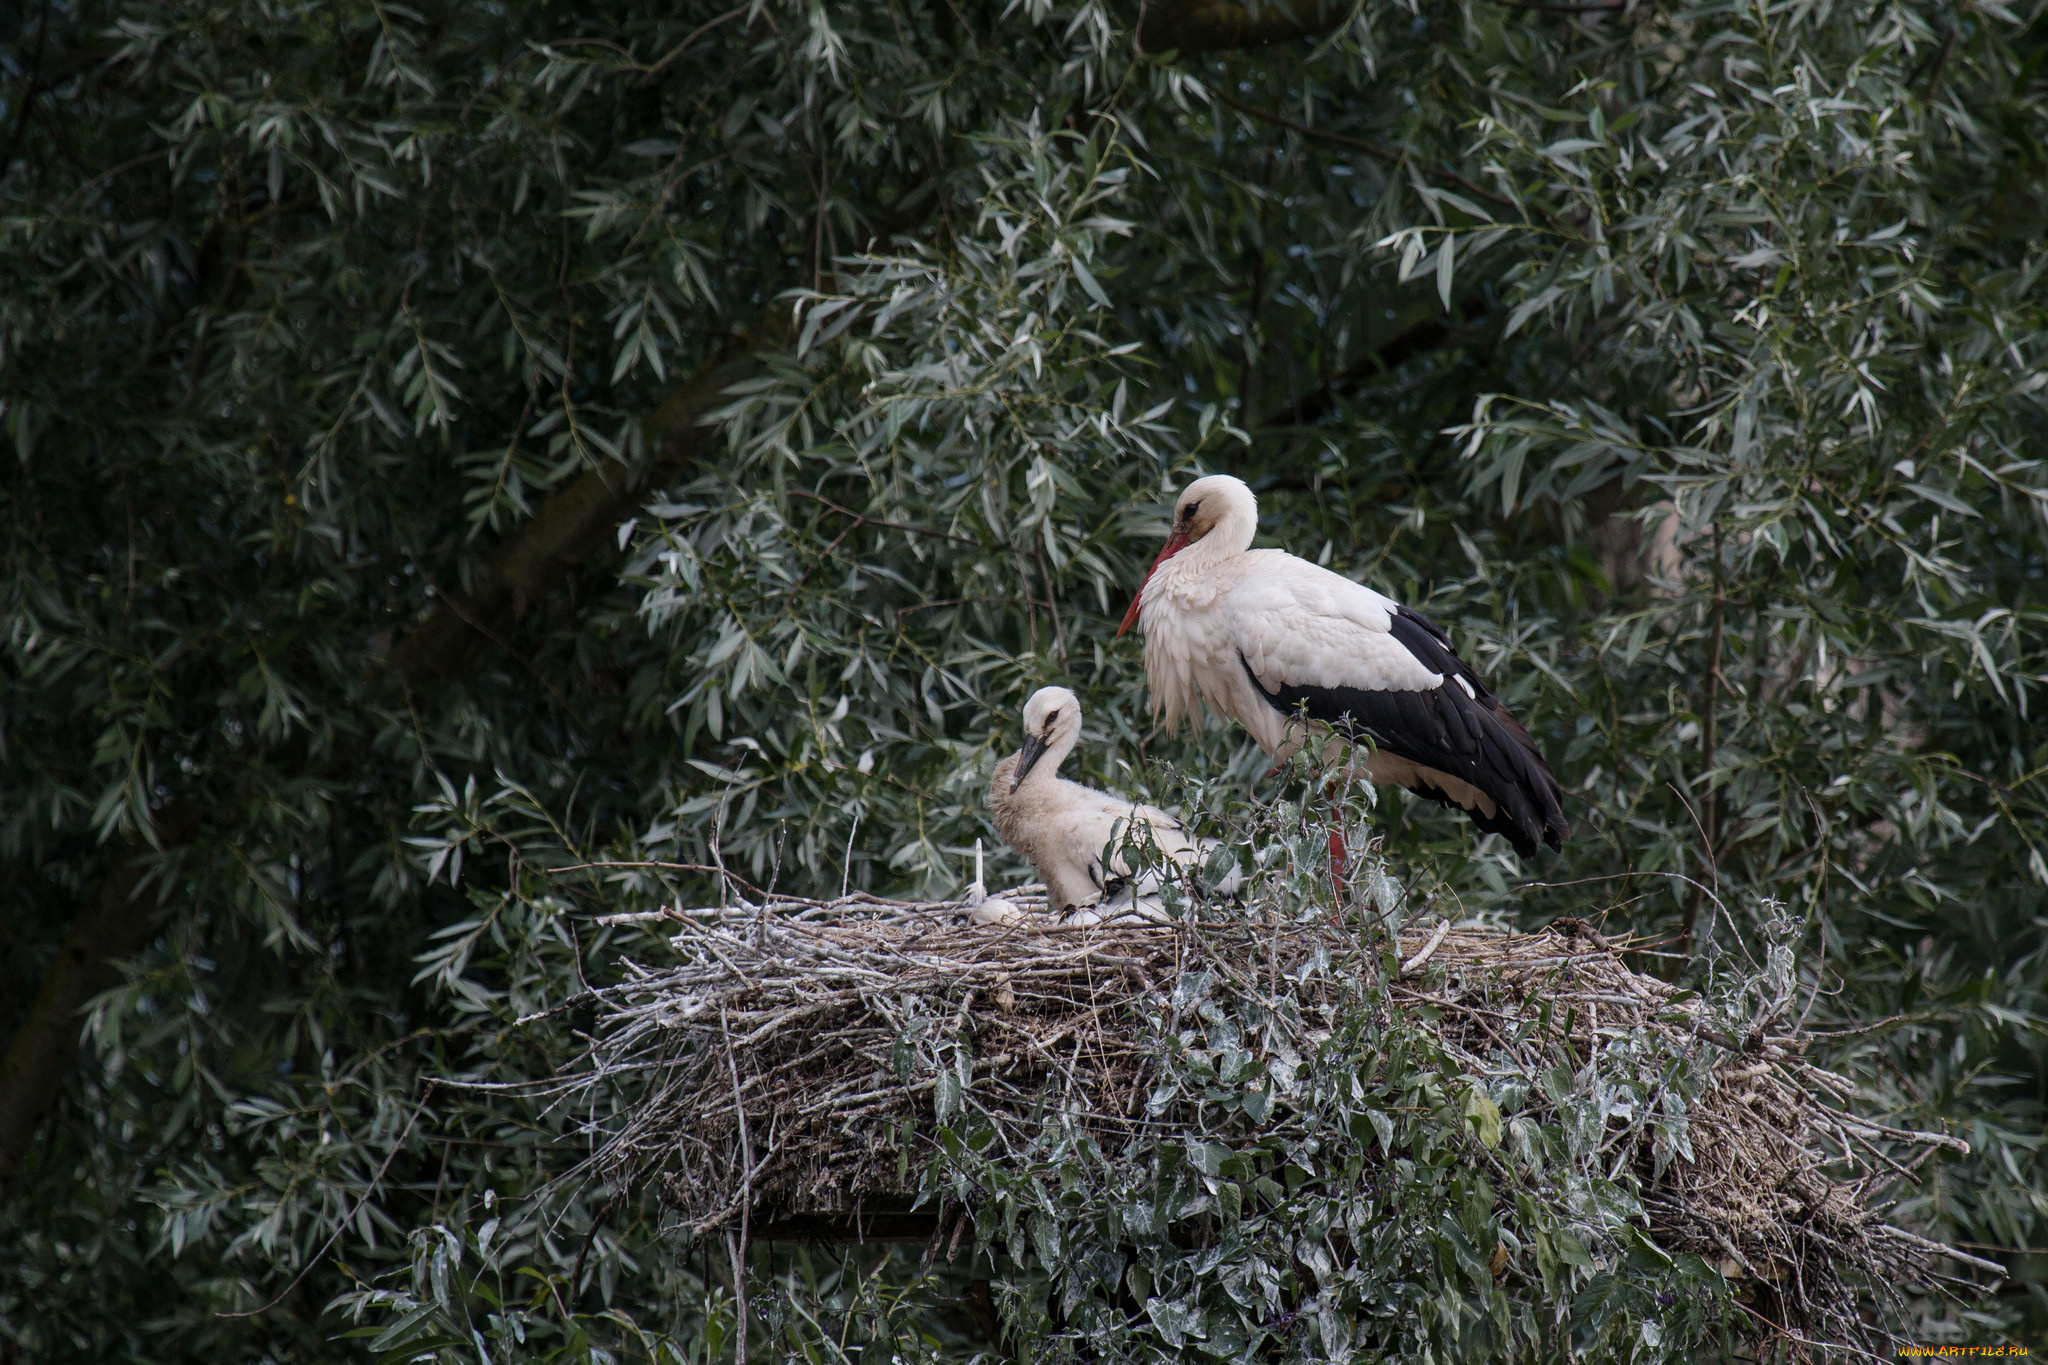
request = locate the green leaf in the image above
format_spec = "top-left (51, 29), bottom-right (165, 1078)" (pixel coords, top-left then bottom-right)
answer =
top-left (1464, 1088), bottom-right (1503, 1150)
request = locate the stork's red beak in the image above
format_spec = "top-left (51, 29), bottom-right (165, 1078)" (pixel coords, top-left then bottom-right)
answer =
top-left (1116, 527), bottom-right (1189, 638)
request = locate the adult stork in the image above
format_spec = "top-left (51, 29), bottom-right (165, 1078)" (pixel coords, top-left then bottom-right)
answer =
top-left (988, 686), bottom-right (1238, 919)
top-left (1116, 475), bottom-right (1568, 861)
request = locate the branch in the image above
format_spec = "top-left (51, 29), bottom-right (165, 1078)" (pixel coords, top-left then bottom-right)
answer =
top-left (785, 489), bottom-right (981, 545)
top-left (386, 192), bottom-right (939, 688)
top-left (387, 316), bottom-right (786, 686)
top-left (1679, 582), bottom-right (1726, 950)
top-left (1258, 295), bottom-right (1486, 429)
top-left (3, 198), bottom-right (931, 1179)
top-left (0, 320), bottom-right (776, 1172)
top-left (0, 800), bottom-right (200, 1177)
top-left (543, 4), bottom-right (750, 79)
top-left (215, 1094), bottom-right (428, 1318)
top-left (1136, 0), bottom-right (1349, 55)
top-left (1203, 86), bottom-right (1533, 220)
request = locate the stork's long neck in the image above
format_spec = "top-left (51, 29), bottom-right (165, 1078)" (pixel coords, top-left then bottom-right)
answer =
top-left (1198, 498), bottom-right (1257, 565)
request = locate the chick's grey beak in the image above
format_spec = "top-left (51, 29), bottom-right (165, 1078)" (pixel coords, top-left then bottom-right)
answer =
top-left (1012, 732), bottom-right (1051, 790)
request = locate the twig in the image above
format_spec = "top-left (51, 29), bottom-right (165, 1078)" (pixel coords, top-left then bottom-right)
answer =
top-left (786, 488), bottom-right (980, 545)
top-left (1200, 84), bottom-right (1541, 224)
top-left (723, 1006), bottom-right (752, 1365)
top-left (1824, 1111), bottom-right (1970, 1154)
top-left (217, 1094), bottom-right (427, 1318)
top-left (645, 5), bottom-right (750, 78)
top-left (1493, 0), bottom-right (1633, 11)
top-left (544, 6), bottom-right (749, 77)
top-left (52, 150), bottom-right (165, 216)
top-left (1400, 918), bottom-right (1455, 976)
top-left (550, 860), bottom-right (770, 898)
top-left (570, 1196), bottom-right (620, 1299)
top-left (1679, 585), bottom-right (1726, 950)
top-left (597, 909), bottom-right (686, 926)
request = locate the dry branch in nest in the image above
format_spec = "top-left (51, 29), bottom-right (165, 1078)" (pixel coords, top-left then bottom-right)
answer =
top-left (569, 887), bottom-right (1997, 1349)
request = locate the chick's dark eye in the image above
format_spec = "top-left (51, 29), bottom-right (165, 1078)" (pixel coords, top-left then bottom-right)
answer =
top-left (1046, 710), bottom-right (1060, 723)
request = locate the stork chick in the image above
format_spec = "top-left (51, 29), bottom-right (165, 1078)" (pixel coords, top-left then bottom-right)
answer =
top-left (987, 686), bottom-right (1234, 918)
top-left (1117, 474), bottom-right (1568, 860)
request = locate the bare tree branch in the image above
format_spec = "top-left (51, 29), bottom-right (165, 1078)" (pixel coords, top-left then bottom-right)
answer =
top-left (1259, 295), bottom-right (1486, 429)
top-left (2, 187), bottom-right (917, 1187)
top-left (387, 318), bottom-right (786, 686)
top-left (1, 801), bottom-right (199, 1176)
top-left (1202, 86), bottom-right (1539, 221)
top-left (385, 190), bottom-right (941, 688)
top-left (1136, 0), bottom-right (1348, 55)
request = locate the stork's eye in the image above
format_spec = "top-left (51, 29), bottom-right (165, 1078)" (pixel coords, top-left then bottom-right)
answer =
top-left (1046, 710), bottom-right (1061, 723)
top-left (1181, 499), bottom-right (1203, 525)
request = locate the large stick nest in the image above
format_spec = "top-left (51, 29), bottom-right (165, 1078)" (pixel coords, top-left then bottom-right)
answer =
top-left (571, 887), bottom-right (1993, 1346)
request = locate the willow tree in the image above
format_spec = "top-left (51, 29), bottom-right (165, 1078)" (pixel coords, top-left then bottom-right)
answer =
top-left (2, 0), bottom-right (2043, 1357)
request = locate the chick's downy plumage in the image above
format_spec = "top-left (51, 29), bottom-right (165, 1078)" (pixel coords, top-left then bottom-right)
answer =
top-left (987, 686), bottom-right (1232, 916)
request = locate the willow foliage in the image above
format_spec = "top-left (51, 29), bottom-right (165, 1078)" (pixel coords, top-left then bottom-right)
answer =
top-left (2, 0), bottom-right (2044, 1357)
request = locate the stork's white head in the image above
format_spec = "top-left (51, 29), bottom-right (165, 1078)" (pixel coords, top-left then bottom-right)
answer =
top-left (1012, 686), bottom-right (1084, 789)
top-left (1117, 474), bottom-right (1259, 637)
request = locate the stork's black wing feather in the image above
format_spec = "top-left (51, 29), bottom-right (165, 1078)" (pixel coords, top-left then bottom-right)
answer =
top-left (1241, 606), bottom-right (1569, 856)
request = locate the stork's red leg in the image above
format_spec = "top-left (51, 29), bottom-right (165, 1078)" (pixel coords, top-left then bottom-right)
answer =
top-left (1322, 778), bottom-right (1349, 903)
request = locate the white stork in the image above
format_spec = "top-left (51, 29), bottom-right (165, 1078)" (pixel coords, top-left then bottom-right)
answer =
top-left (987, 686), bottom-right (1238, 918)
top-left (1116, 475), bottom-right (1569, 859)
